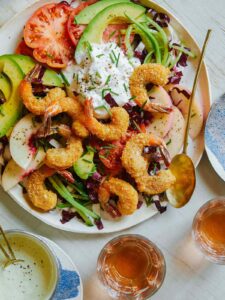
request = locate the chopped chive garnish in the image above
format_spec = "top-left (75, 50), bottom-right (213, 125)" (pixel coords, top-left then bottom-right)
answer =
top-left (109, 30), bottom-right (117, 39)
top-left (112, 50), bottom-right (117, 61)
top-left (101, 144), bottom-right (116, 150)
top-left (140, 100), bottom-right (148, 110)
top-left (123, 83), bottom-right (128, 92)
top-left (133, 120), bottom-right (142, 133)
top-left (105, 75), bottom-right (111, 85)
top-left (96, 54), bottom-right (104, 58)
top-left (109, 53), bottom-right (115, 63)
top-left (99, 155), bottom-right (106, 159)
top-left (59, 72), bottom-right (70, 86)
top-left (96, 71), bottom-right (101, 78)
top-left (102, 88), bottom-right (111, 99)
top-left (116, 52), bottom-right (120, 67)
top-left (83, 159), bottom-right (92, 164)
top-left (191, 113), bottom-right (196, 118)
top-left (110, 90), bottom-right (119, 96)
top-left (104, 150), bottom-right (110, 158)
top-left (95, 105), bottom-right (112, 116)
top-left (166, 139), bottom-right (172, 146)
top-left (129, 96), bottom-right (136, 101)
top-left (87, 86), bottom-right (95, 91)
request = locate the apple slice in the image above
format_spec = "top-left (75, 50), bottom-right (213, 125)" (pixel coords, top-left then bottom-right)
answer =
top-left (146, 86), bottom-right (174, 138)
top-left (165, 84), bottom-right (203, 139)
top-left (2, 147), bottom-right (45, 191)
top-left (9, 114), bottom-right (42, 170)
top-left (164, 106), bottom-right (185, 158)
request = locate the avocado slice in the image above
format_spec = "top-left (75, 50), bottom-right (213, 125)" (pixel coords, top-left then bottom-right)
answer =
top-left (0, 56), bottom-right (24, 137)
top-left (74, 149), bottom-right (96, 180)
top-left (0, 73), bottom-right (11, 101)
top-left (3, 54), bottom-right (63, 87)
top-left (75, 2), bottom-right (146, 63)
top-left (75, 0), bottom-right (131, 24)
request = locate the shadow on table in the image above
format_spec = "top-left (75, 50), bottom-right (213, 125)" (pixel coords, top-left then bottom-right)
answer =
top-left (198, 153), bottom-right (225, 195)
top-left (173, 231), bottom-right (209, 273)
top-left (84, 273), bottom-right (111, 300)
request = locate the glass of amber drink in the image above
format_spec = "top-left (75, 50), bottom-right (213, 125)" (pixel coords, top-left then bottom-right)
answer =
top-left (192, 198), bottom-right (225, 264)
top-left (97, 235), bottom-right (166, 299)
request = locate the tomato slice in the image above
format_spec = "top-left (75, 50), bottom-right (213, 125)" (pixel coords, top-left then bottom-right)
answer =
top-left (15, 40), bottom-right (33, 57)
top-left (67, 0), bottom-right (97, 46)
top-left (98, 132), bottom-right (135, 171)
top-left (23, 2), bottom-right (74, 68)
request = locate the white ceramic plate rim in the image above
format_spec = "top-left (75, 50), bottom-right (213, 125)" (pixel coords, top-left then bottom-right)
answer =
top-left (0, 0), bottom-right (211, 234)
top-left (205, 99), bottom-right (225, 181)
top-left (40, 235), bottom-right (83, 300)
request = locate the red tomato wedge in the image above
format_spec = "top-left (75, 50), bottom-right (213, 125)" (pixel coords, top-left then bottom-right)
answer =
top-left (15, 40), bottom-right (33, 57)
top-left (23, 2), bottom-right (74, 68)
top-left (67, 0), bottom-right (98, 46)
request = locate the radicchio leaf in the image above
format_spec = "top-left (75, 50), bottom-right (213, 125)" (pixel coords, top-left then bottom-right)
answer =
top-left (134, 49), bottom-right (148, 63)
top-left (137, 200), bottom-right (143, 209)
top-left (148, 9), bottom-right (170, 28)
top-left (94, 219), bottom-right (104, 230)
top-left (177, 53), bottom-right (188, 67)
top-left (123, 103), bottom-right (153, 128)
top-left (105, 201), bottom-right (122, 218)
top-left (86, 172), bottom-right (103, 204)
top-left (168, 68), bottom-right (183, 84)
top-left (60, 210), bottom-right (77, 224)
top-left (104, 93), bottom-right (118, 108)
top-left (154, 200), bottom-right (167, 214)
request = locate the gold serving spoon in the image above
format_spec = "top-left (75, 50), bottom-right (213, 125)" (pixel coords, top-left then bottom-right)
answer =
top-left (166, 29), bottom-right (212, 208)
top-left (0, 226), bottom-right (24, 269)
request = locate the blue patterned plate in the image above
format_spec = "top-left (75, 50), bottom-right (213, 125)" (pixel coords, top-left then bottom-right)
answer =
top-left (38, 235), bottom-right (83, 300)
top-left (205, 94), bottom-right (225, 181)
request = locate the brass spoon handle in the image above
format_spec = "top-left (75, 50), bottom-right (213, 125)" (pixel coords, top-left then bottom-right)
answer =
top-left (183, 29), bottom-right (212, 154)
top-left (0, 226), bottom-right (16, 259)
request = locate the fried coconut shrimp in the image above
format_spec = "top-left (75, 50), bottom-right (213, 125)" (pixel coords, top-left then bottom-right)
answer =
top-left (129, 63), bottom-right (171, 113)
top-left (20, 79), bottom-right (66, 115)
top-left (46, 97), bottom-right (89, 138)
top-left (121, 133), bottom-right (176, 195)
top-left (83, 100), bottom-right (129, 142)
top-left (45, 134), bottom-right (83, 170)
top-left (26, 166), bottom-right (57, 211)
top-left (98, 178), bottom-right (138, 216)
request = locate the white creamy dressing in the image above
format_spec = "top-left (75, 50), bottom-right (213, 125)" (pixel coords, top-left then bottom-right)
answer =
top-left (63, 42), bottom-right (140, 118)
top-left (0, 233), bottom-right (57, 300)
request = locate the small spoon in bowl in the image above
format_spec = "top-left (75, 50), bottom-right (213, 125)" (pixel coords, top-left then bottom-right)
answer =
top-left (166, 29), bottom-right (212, 208)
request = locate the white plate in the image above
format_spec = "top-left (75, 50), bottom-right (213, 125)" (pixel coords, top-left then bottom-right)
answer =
top-left (0, 0), bottom-right (211, 234)
top-left (205, 95), bottom-right (225, 181)
top-left (37, 235), bottom-right (83, 300)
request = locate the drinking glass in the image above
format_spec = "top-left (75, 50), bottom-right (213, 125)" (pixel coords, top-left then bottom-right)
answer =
top-left (192, 197), bottom-right (225, 264)
top-left (97, 234), bottom-right (166, 299)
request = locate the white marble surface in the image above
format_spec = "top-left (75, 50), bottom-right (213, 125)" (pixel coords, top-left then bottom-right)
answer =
top-left (0, 0), bottom-right (225, 299)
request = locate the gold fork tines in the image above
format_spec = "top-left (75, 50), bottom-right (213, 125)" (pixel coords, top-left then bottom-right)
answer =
top-left (0, 226), bottom-right (24, 269)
